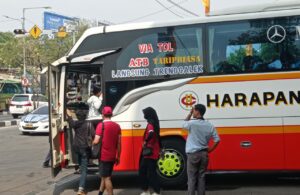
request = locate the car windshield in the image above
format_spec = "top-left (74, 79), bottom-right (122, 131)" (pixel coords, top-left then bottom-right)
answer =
top-left (12, 95), bottom-right (29, 102)
top-left (32, 106), bottom-right (49, 115)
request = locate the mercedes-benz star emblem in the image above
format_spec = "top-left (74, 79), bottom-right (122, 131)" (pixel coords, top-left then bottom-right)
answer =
top-left (267, 25), bottom-right (286, 44)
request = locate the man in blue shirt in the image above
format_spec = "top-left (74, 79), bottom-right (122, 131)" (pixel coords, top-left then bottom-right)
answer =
top-left (183, 104), bottom-right (220, 195)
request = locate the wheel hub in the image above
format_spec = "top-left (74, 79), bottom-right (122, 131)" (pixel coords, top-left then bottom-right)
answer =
top-left (158, 150), bottom-right (183, 177)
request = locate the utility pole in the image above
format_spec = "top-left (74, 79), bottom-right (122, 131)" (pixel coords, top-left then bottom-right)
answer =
top-left (21, 6), bottom-right (51, 79)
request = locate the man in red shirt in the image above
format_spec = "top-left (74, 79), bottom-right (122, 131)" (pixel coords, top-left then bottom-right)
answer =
top-left (93, 106), bottom-right (121, 195)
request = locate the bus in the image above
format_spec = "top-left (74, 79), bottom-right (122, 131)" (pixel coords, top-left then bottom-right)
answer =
top-left (48, 2), bottom-right (300, 186)
top-left (0, 80), bottom-right (22, 111)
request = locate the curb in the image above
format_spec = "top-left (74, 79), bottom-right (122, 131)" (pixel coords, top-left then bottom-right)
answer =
top-left (0, 120), bottom-right (19, 127)
top-left (0, 111), bottom-right (9, 115)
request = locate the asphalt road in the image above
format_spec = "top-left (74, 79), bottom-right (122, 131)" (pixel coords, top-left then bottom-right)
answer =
top-left (0, 126), bottom-right (73, 195)
top-left (1, 125), bottom-right (300, 195)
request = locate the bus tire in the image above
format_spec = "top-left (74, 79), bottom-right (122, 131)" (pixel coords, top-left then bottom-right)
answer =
top-left (157, 137), bottom-right (187, 188)
top-left (12, 114), bottom-right (18, 119)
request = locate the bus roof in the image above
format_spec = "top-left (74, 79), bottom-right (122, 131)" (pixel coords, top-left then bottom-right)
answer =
top-left (209, 0), bottom-right (300, 16)
top-left (0, 79), bottom-right (20, 83)
top-left (52, 1), bottom-right (300, 66)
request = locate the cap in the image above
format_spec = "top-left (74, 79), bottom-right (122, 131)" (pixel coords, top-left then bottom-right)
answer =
top-left (102, 106), bottom-right (112, 115)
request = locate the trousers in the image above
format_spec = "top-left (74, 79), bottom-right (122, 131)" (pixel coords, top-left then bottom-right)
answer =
top-left (139, 157), bottom-right (160, 194)
top-left (187, 151), bottom-right (209, 195)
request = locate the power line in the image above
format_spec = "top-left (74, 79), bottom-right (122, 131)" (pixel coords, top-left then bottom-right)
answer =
top-left (0, 20), bottom-right (19, 24)
top-left (154, 0), bottom-right (184, 18)
top-left (167, 0), bottom-right (199, 17)
top-left (121, 0), bottom-right (188, 23)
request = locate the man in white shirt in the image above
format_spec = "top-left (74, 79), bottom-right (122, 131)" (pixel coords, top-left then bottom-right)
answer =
top-left (183, 104), bottom-right (220, 195)
top-left (87, 87), bottom-right (102, 118)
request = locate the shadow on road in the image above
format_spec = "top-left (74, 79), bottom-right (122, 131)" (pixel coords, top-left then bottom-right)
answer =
top-left (20, 132), bottom-right (49, 136)
top-left (51, 171), bottom-right (300, 195)
top-left (206, 172), bottom-right (300, 192)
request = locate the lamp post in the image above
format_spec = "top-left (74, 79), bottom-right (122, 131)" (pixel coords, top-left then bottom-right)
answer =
top-left (21, 6), bottom-right (51, 79)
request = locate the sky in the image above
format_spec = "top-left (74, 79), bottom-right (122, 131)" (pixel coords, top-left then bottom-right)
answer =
top-left (0, 0), bottom-right (278, 32)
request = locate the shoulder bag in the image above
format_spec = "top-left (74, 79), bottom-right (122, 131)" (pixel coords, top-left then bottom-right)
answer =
top-left (142, 145), bottom-right (153, 156)
top-left (90, 122), bottom-right (104, 159)
top-left (142, 126), bottom-right (153, 156)
top-left (87, 122), bottom-right (93, 148)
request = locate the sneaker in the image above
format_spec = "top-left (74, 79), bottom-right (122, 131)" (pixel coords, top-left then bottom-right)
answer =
top-left (151, 193), bottom-right (161, 195)
top-left (42, 164), bottom-right (50, 168)
top-left (140, 191), bottom-right (151, 195)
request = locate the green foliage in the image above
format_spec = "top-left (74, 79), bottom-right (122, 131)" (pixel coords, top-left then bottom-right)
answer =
top-left (227, 47), bottom-right (246, 66)
top-left (0, 32), bottom-right (23, 68)
top-left (0, 20), bottom-right (89, 72)
top-left (259, 44), bottom-right (279, 62)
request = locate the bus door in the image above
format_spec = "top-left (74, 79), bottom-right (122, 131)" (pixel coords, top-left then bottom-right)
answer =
top-left (49, 50), bottom-right (120, 177)
top-left (48, 65), bottom-right (67, 177)
top-left (210, 118), bottom-right (284, 171)
top-left (283, 117), bottom-right (300, 169)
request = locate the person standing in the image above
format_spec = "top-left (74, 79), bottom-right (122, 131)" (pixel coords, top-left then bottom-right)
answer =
top-left (139, 107), bottom-right (161, 195)
top-left (93, 106), bottom-right (121, 195)
top-left (183, 104), bottom-right (220, 195)
top-left (87, 87), bottom-right (102, 118)
top-left (67, 109), bottom-right (93, 195)
top-left (42, 149), bottom-right (51, 168)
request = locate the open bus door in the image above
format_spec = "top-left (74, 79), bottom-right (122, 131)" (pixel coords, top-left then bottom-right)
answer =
top-left (47, 50), bottom-right (119, 177)
top-left (48, 64), bottom-right (68, 177)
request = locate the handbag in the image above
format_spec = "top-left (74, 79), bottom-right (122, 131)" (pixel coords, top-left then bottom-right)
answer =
top-left (141, 124), bottom-right (154, 156)
top-left (142, 146), bottom-right (153, 156)
top-left (90, 122), bottom-right (104, 159)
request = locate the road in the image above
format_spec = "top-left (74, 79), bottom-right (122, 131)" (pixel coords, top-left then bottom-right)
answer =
top-left (1, 125), bottom-right (300, 195)
top-left (0, 126), bottom-right (73, 195)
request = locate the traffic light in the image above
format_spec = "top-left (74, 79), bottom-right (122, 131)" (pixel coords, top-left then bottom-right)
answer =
top-left (13, 29), bottom-right (25, 34)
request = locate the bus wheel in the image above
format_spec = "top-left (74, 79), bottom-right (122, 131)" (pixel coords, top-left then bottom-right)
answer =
top-left (12, 114), bottom-right (18, 119)
top-left (157, 138), bottom-right (187, 187)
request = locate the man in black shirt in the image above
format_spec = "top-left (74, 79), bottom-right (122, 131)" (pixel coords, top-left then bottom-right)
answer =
top-left (67, 109), bottom-right (94, 195)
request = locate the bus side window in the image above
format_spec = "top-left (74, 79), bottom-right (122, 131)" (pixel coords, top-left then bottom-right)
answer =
top-left (208, 17), bottom-right (300, 74)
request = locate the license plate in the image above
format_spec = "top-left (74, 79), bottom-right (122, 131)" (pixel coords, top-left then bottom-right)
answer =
top-left (25, 123), bottom-right (33, 128)
top-left (16, 105), bottom-right (22, 108)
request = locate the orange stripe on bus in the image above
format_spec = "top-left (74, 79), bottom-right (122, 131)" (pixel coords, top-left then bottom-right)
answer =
top-left (284, 125), bottom-right (300, 134)
top-left (216, 126), bottom-right (283, 135)
top-left (189, 72), bottom-right (300, 84)
top-left (121, 125), bottom-right (300, 136)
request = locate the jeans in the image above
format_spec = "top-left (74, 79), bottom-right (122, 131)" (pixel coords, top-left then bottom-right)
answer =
top-left (43, 149), bottom-right (51, 165)
top-left (139, 157), bottom-right (160, 194)
top-left (187, 151), bottom-right (209, 195)
top-left (76, 147), bottom-right (89, 190)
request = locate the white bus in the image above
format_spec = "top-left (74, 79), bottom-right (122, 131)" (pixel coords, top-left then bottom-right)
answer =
top-left (48, 1), bottom-right (300, 186)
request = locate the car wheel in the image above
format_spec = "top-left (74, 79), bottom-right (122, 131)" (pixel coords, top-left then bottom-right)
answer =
top-left (157, 137), bottom-right (187, 188)
top-left (12, 114), bottom-right (18, 119)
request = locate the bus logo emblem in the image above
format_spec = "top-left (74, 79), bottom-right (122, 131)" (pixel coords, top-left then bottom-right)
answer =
top-left (179, 91), bottom-right (198, 110)
top-left (267, 25), bottom-right (286, 44)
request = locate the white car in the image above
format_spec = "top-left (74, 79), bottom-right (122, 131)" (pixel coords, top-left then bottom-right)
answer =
top-left (19, 105), bottom-right (49, 135)
top-left (9, 94), bottom-right (48, 118)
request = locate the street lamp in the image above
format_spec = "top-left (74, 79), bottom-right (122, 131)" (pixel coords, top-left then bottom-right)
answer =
top-left (22, 6), bottom-right (51, 79)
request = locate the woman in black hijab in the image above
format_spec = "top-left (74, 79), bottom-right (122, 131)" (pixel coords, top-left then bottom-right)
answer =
top-left (139, 107), bottom-right (161, 195)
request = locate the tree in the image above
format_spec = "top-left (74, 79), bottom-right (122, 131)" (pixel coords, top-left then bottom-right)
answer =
top-left (0, 19), bottom-right (90, 71)
top-left (227, 47), bottom-right (246, 66)
top-left (0, 32), bottom-right (23, 68)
